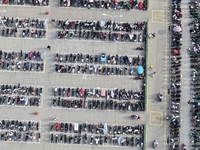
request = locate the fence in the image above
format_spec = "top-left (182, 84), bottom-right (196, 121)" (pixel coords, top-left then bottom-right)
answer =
top-left (142, 19), bottom-right (149, 150)
top-left (144, 19), bottom-right (149, 112)
top-left (143, 123), bottom-right (147, 150)
top-left (146, 0), bottom-right (149, 10)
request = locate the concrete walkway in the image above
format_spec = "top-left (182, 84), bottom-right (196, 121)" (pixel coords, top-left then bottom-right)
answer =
top-left (145, 0), bottom-right (169, 149)
top-left (180, 1), bottom-right (192, 149)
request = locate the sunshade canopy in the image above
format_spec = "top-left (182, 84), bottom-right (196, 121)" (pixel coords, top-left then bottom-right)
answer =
top-left (137, 66), bottom-right (143, 74)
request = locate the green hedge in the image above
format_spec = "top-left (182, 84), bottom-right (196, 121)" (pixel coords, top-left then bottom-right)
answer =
top-left (145, 19), bottom-right (149, 111)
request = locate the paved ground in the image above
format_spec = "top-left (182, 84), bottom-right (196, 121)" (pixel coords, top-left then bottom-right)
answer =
top-left (0, 0), bottom-right (180, 150)
top-left (145, 0), bottom-right (169, 149)
top-left (179, 1), bottom-right (191, 149)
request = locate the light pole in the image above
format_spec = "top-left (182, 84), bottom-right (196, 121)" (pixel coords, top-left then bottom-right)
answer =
top-left (102, 13), bottom-right (123, 32)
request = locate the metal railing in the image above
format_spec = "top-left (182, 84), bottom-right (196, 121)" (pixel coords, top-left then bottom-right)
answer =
top-left (144, 19), bottom-right (149, 112)
top-left (142, 19), bottom-right (148, 150)
top-left (146, 0), bottom-right (149, 10)
top-left (143, 123), bottom-right (147, 150)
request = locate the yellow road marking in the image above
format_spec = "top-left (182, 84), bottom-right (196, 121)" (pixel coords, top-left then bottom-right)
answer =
top-left (147, 2), bottom-right (168, 150)
top-left (163, 0), bottom-right (169, 149)
top-left (150, 111), bottom-right (163, 126)
top-left (152, 10), bottom-right (164, 23)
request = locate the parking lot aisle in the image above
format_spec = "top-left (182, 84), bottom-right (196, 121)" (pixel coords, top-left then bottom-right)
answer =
top-left (179, 1), bottom-right (191, 148)
top-left (0, 1), bottom-right (157, 150)
top-left (145, 0), bottom-right (169, 149)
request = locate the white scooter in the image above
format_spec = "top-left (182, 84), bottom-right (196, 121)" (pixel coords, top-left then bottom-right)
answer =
top-left (154, 140), bottom-right (159, 148)
top-left (159, 92), bottom-right (163, 102)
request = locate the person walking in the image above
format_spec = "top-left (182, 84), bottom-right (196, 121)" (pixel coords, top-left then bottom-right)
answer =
top-left (151, 72), bottom-right (156, 77)
top-left (47, 45), bottom-right (51, 51)
top-left (149, 65), bottom-right (153, 71)
top-left (152, 32), bottom-right (156, 38)
top-left (51, 18), bottom-right (55, 22)
top-left (187, 100), bottom-right (191, 105)
top-left (149, 33), bottom-right (156, 39)
top-left (54, 117), bottom-right (57, 121)
top-left (51, 18), bottom-right (56, 25)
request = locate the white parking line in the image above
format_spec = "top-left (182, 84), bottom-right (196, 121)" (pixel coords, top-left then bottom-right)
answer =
top-left (56, 38), bottom-right (145, 44)
top-left (53, 72), bottom-right (137, 78)
top-left (0, 104), bottom-right (42, 108)
top-left (49, 142), bottom-right (139, 148)
top-left (51, 106), bottom-right (132, 112)
top-left (0, 69), bottom-right (45, 73)
top-left (52, 86), bottom-right (139, 92)
top-left (0, 36), bottom-right (47, 40)
top-left (0, 4), bottom-right (50, 7)
top-left (0, 140), bottom-right (40, 144)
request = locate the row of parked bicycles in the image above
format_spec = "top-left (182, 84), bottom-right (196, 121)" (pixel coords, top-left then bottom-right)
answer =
top-left (57, 30), bottom-right (145, 42)
top-left (0, 17), bottom-right (47, 38)
top-left (57, 20), bottom-right (146, 32)
top-left (55, 63), bottom-right (142, 76)
top-left (188, 1), bottom-right (200, 149)
top-left (1, 17), bottom-right (47, 29)
top-left (21, 29), bottom-right (46, 38)
top-left (0, 84), bottom-right (42, 107)
top-left (57, 19), bottom-right (146, 42)
top-left (0, 84), bottom-right (43, 96)
top-left (0, 131), bottom-right (41, 142)
top-left (0, 50), bottom-right (45, 62)
top-left (55, 53), bottom-right (143, 66)
top-left (0, 50), bottom-right (45, 72)
top-left (0, 0), bottom-right (49, 6)
top-left (166, 0), bottom-right (182, 150)
top-left (53, 87), bottom-right (144, 111)
top-left (50, 133), bottom-right (142, 146)
top-left (60, 0), bottom-right (147, 11)
top-left (0, 119), bottom-right (41, 142)
top-left (0, 61), bottom-right (44, 71)
top-left (1, 27), bottom-right (18, 37)
top-left (50, 122), bottom-right (144, 147)
top-left (0, 95), bottom-right (42, 107)
top-left (167, 0), bottom-right (182, 149)
top-left (53, 87), bottom-right (144, 100)
top-left (0, 119), bottom-right (40, 131)
top-left (52, 98), bottom-right (144, 111)
top-left (50, 122), bottom-right (143, 135)
top-left (1, 28), bottom-right (46, 39)
top-left (54, 53), bottom-right (144, 75)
